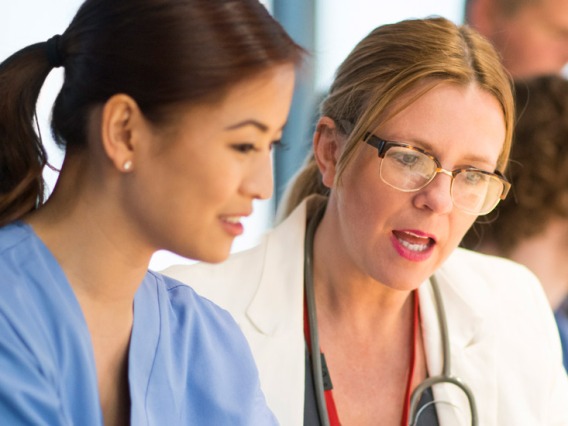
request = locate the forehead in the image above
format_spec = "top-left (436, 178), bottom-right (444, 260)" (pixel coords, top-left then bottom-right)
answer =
top-left (375, 82), bottom-right (506, 167)
top-left (209, 65), bottom-right (296, 125)
top-left (164, 65), bottom-right (295, 133)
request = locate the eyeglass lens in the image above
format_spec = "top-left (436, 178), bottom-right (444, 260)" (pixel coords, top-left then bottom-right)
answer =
top-left (380, 146), bottom-right (503, 215)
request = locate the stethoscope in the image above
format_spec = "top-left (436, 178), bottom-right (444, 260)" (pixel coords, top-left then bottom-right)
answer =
top-left (303, 204), bottom-right (479, 426)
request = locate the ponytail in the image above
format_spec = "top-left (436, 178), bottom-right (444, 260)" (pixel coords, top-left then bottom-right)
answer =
top-left (276, 154), bottom-right (329, 223)
top-left (0, 41), bottom-right (56, 226)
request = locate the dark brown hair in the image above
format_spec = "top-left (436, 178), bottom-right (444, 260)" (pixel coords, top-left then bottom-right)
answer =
top-left (0, 0), bottom-right (303, 226)
top-left (464, 75), bottom-right (568, 253)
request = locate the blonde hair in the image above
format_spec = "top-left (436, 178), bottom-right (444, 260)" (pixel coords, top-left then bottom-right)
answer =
top-left (279, 17), bottom-right (514, 219)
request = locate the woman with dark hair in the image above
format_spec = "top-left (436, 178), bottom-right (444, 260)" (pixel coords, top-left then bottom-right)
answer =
top-left (0, 0), bottom-right (303, 424)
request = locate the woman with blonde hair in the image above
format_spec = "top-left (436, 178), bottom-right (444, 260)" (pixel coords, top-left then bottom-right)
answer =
top-left (165, 17), bottom-right (568, 425)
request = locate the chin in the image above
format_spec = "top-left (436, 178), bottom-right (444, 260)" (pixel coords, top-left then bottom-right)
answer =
top-left (190, 244), bottom-right (232, 264)
top-left (169, 235), bottom-right (233, 264)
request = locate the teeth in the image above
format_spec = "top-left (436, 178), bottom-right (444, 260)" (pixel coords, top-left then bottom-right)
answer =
top-left (224, 216), bottom-right (242, 224)
top-left (399, 239), bottom-right (429, 252)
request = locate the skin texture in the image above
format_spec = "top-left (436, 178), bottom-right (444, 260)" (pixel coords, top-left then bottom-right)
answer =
top-left (311, 81), bottom-right (506, 425)
top-left (24, 64), bottom-right (296, 426)
top-left (468, 0), bottom-right (568, 78)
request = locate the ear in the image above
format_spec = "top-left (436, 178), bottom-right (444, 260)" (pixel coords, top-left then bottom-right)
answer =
top-left (100, 94), bottom-right (143, 173)
top-left (313, 116), bottom-right (341, 188)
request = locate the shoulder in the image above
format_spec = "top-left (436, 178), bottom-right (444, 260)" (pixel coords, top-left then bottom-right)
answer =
top-left (438, 247), bottom-right (561, 368)
top-left (439, 247), bottom-right (543, 299)
top-left (0, 221), bottom-right (31, 249)
top-left (0, 222), bottom-right (36, 272)
top-left (143, 272), bottom-right (277, 424)
top-left (148, 271), bottom-right (240, 330)
top-left (433, 249), bottom-right (568, 423)
top-left (142, 271), bottom-right (255, 371)
top-left (434, 247), bottom-right (557, 358)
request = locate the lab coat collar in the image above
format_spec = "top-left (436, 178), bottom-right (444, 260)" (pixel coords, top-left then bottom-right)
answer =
top-left (245, 198), bottom-right (312, 336)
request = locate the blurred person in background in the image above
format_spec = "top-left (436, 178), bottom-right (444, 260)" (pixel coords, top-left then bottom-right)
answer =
top-left (465, 0), bottom-right (568, 78)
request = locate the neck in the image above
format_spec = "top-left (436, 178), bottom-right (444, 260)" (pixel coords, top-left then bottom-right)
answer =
top-left (24, 157), bottom-right (151, 310)
top-left (312, 209), bottom-right (414, 336)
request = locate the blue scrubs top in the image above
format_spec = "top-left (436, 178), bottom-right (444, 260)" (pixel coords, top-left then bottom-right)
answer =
top-left (0, 222), bottom-right (276, 425)
top-left (554, 297), bottom-right (568, 373)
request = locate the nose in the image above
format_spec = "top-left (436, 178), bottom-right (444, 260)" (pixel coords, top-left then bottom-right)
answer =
top-left (241, 153), bottom-right (274, 200)
top-left (412, 170), bottom-right (453, 214)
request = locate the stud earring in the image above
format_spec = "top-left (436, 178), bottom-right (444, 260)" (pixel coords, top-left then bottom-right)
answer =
top-left (123, 160), bottom-right (133, 171)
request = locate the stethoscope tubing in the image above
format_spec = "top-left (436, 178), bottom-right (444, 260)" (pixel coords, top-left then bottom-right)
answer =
top-left (304, 204), bottom-right (330, 426)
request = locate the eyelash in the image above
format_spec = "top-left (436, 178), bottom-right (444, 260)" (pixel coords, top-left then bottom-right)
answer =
top-left (231, 140), bottom-right (284, 154)
top-left (232, 143), bottom-right (257, 154)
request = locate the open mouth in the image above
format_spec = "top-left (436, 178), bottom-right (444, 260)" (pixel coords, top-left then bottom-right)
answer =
top-left (392, 230), bottom-right (435, 253)
top-left (222, 216), bottom-right (243, 225)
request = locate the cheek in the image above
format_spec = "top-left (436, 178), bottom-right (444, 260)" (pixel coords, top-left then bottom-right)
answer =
top-left (450, 214), bottom-right (477, 246)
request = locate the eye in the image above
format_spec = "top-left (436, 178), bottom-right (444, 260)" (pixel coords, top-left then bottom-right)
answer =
top-left (390, 150), bottom-right (423, 169)
top-left (462, 170), bottom-right (488, 185)
top-left (231, 143), bottom-right (258, 154)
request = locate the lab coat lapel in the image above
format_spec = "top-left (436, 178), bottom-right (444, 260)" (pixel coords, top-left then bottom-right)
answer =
top-left (244, 202), bottom-right (307, 336)
top-left (419, 260), bottom-right (498, 426)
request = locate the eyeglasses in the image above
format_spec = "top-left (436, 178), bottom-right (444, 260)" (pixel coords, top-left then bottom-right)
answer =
top-left (364, 133), bottom-right (511, 215)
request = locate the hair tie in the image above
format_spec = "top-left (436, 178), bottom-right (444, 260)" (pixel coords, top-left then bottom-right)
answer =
top-left (46, 35), bottom-right (64, 68)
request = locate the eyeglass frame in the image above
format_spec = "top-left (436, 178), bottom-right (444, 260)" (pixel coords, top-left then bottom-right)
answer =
top-left (363, 132), bottom-right (511, 215)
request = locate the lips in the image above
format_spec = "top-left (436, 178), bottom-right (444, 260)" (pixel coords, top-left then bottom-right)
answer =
top-left (219, 215), bottom-right (247, 237)
top-left (391, 230), bottom-right (436, 262)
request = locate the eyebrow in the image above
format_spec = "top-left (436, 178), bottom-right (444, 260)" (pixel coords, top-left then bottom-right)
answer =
top-left (393, 136), bottom-right (496, 169)
top-left (225, 120), bottom-right (269, 132)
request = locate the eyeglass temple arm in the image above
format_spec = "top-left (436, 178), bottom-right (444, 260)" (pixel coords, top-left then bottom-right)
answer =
top-left (496, 172), bottom-right (511, 199)
top-left (364, 132), bottom-right (387, 155)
